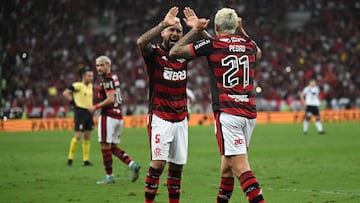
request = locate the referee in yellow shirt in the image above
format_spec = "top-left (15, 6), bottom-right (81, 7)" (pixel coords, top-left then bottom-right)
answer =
top-left (63, 67), bottom-right (94, 166)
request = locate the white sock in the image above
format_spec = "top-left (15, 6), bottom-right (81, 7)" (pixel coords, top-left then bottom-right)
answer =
top-left (129, 161), bottom-right (134, 168)
top-left (315, 121), bottom-right (323, 132)
top-left (303, 120), bottom-right (309, 132)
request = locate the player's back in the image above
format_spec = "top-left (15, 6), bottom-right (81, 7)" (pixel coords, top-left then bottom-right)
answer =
top-left (207, 34), bottom-right (258, 118)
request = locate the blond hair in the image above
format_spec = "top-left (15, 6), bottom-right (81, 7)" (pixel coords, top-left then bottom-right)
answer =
top-left (96, 55), bottom-right (111, 66)
top-left (214, 8), bottom-right (238, 34)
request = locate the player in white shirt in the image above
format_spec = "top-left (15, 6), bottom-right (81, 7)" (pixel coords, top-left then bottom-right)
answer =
top-left (300, 79), bottom-right (325, 134)
top-left (186, 88), bottom-right (195, 119)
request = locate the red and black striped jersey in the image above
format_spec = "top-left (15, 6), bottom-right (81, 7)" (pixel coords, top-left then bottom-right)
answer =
top-left (96, 73), bottom-right (123, 119)
top-left (143, 44), bottom-right (190, 122)
top-left (190, 34), bottom-right (258, 119)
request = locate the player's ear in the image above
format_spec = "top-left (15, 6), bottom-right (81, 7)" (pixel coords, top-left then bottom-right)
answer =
top-left (160, 29), bottom-right (165, 38)
top-left (215, 24), bottom-right (219, 35)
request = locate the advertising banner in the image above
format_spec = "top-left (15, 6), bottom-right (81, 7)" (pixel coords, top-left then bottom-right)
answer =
top-left (1, 110), bottom-right (359, 132)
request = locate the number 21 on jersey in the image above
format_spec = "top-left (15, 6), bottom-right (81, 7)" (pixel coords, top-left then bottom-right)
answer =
top-left (221, 55), bottom-right (249, 88)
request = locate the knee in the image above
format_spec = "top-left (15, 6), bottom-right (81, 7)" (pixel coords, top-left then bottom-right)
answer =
top-left (305, 112), bottom-right (312, 121)
top-left (83, 133), bottom-right (91, 140)
top-left (150, 160), bottom-right (167, 171)
top-left (168, 163), bottom-right (183, 171)
top-left (231, 161), bottom-right (250, 177)
top-left (221, 166), bottom-right (233, 177)
top-left (101, 143), bottom-right (111, 150)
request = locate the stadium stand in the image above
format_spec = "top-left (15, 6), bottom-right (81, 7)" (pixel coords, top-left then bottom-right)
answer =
top-left (1, 0), bottom-right (359, 118)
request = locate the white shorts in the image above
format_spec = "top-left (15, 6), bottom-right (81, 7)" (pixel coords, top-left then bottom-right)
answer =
top-left (148, 113), bottom-right (188, 165)
top-left (98, 116), bottom-right (123, 144)
top-left (214, 112), bottom-right (256, 156)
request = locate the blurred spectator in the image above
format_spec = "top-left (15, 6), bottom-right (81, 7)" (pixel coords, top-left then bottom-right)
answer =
top-left (1, 0), bottom-right (359, 117)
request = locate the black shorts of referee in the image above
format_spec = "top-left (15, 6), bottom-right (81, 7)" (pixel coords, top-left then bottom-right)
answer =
top-left (74, 107), bottom-right (94, 131)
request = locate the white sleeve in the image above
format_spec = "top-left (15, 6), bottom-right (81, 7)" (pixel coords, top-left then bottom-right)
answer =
top-left (186, 88), bottom-right (195, 102)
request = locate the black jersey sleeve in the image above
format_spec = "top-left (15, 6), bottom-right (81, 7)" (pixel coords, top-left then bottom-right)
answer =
top-left (192, 38), bottom-right (212, 56)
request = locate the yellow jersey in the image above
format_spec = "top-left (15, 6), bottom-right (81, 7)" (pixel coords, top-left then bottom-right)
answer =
top-left (71, 82), bottom-right (93, 109)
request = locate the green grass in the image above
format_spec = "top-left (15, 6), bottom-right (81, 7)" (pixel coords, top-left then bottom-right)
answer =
top-left (1, 122), bottom-right (360, 203)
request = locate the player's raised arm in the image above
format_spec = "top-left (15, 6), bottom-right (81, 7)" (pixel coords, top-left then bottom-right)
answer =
top-left (237, 17), bottom-right (262, 59)
top-left (254, 41), bottom-right (262, 59)
top-left (183, 7), bottom-right (211, 39)
top-left (136, 6), bottom-right (180, 56)
top-left (169, 17), bottom-right (209, 59)
top-left (237, 17), bottom-right (249, 38)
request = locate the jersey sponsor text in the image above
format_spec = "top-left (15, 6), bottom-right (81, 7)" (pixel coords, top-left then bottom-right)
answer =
top-left (228, 94), bottom-right (249, 102)
top-left (163, 67), bottom-right (186, 81)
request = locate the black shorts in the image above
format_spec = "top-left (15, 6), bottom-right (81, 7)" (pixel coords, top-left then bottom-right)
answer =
top-left (74, 107), bottom-right (94, 131)
top-left (305, 105), bottom-right (320, 117)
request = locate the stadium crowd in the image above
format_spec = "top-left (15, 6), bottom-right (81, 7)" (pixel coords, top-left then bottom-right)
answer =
top-left (1, 0), bottom-right (359, 117)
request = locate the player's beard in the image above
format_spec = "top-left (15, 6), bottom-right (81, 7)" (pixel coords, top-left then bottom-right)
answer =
top-left (164, 38), bottom-right (178, 50)
top-left (97, 70), bottom-right (106, 78)
top-left (163, 40), bottom-right (172, 50)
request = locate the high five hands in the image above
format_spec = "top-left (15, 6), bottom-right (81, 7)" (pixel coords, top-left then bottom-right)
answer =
top-left (162, 6), bottom-right (181, 27)
top-left (182, 7), bottom-right (210, 31)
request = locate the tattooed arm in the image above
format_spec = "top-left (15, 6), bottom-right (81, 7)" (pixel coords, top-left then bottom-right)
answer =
top-left (169, 17), bottom-right (210, 60)
top-left (136, 6), bottom-right (180, 56)
top-left (182, 7), bottom-right (211, 40)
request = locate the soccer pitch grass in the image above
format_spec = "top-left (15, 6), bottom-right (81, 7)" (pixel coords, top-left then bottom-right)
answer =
top-left (1, 122), bottom-right (359, 203)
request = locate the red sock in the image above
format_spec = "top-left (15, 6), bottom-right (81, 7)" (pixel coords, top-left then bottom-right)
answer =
top-left (111, 146), bottom-right (132, 164)
top-left (167, 169), bottom-right (182, 203)
top-left (145, 167), bottom-right (162, 203)
top-left (101, 149), bottom-right (112, 175)
top-left (216, 177), bottom-right (234, 203)
top-left (239, 171), bottom-right (265, 203)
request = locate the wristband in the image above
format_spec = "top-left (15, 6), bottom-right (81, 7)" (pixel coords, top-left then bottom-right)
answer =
top-left (94, 104), bottom-right (100, 109)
